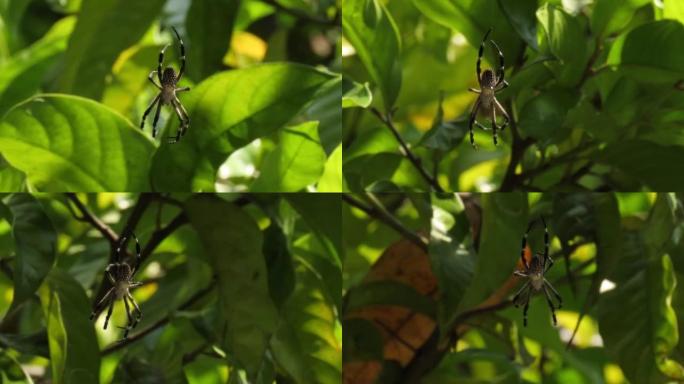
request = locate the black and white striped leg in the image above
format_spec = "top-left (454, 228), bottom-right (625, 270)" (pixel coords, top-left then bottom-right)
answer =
top-left (140, 95), bottom-right (160, 131)
top-left (121, 295), bottom-right (133, 339)
top-left (103, 300), bottom-right (115, 330)
top-left (512, 281), bottom-right (530, 306)
top-left (152, 99), bottom-right (163, 138)
top-left (543, 285), bottom-right (558, 326)
top-left (522, 290), bottom-right (531, 327)
top-left (175, 97), bottom-right (190, 136)
top-left (476, 28), bottom-right (492, 83)
top-left (171, 27), bottom-right (185, 81)
top-left (469, 98), bottom-right (481, 149)
top-left (544, 279), bottom-right (563, 308)
top-left (90, 288), bottom-right (114, 320)
top-left (158, 43), bottom-right (170, 84)
top-left (127, 233), bottom-right (141, 276)
top-left (490, 39), bottom-right (505, 86)
top-left (491, 102), bottom-right (498, 145)
top-left (127, 292), bottom-right (142, 329)
top-left (494, 99), bottom-right (510, 131)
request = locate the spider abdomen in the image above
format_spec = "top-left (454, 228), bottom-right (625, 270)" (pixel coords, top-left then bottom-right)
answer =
top-left (161, 67), bottom-right (177, 86)
top-left (480, 69), bottom-right (497, 89)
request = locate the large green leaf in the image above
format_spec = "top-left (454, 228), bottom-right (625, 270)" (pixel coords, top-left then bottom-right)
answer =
top-left (186, 0), bottom-right (239, 81)
top-left (150, 63), bottom-right (334, 191)
top-left (456, 193), bottom-right (528, 312)
top-left (7, 194), bottom-right (56, 310)
top-left (498, 0), bottom-right (538, 50)
top-left (599, 140), bottom-right (684, 191)
top-left (429, 193), bottom-right (474, 330)
top-left (0, 17), bottom-right (75, 115)
top-left (250, 122), bottom-right (326, 192)
top-left (342, 0), bottom-right (402, 109)
top-left (38, 269), bottom-right (100, 384)
top-left (285, 193), bottom-right (342, 263)
top-left (318, 143), bottom-right (342, 192)
top-left (591, 0), bottom-right (651, 37)
top-left (0, 95), bottom-right (155, 191)
top-left (185, 195), bottom-right (278, 378)
top-left (608, 20), bottom-right (684, 83)
top-left (56, 0), bottom-right (166, 99)
top-left (271, 267), bottom-right (341, 384)
top-left (517, 88), bottom-right (578, 146)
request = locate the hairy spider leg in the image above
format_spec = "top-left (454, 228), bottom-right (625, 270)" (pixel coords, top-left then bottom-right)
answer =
top-left (171, 27), bottom-right (186, 81)
top-left (512, 280), bottom-right (531, 305)
top-left (176, 97), bottom-right (190, 134)
top-left (476, 28), bottom-right (492, 85)
top-left (468, 98), bottom-right (481, 149)
top-left (494, 99), bottom-right (510, 131)
top-left (152, 99), bottom-right (163, 138)
top-left (158, 43), bottom-right (170, 84)
top-left (522, 287), bottom-right (532, 327)
top-left (140, 95), bottom-right (161, 130)
top-left (491, 101), bottom-right (498, 145)
top-left (539, 216), bottom-right (551, 271)
top-left (542, 285), bottom-right (558, 325)
top-left (147, 71), bottom-right (161, 89)
top-left (126, 233), bottom-right (142, 276)
top-left (169, 101), bottom-right (186, 143)
top-left (122, 295), bottom-right (134, 339)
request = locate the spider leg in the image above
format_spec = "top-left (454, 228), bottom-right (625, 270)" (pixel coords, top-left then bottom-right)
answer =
top-left (152, 98), bottom-right (163, 138)
top-left (122, 295), bottom-right (134, 339)
top-left (490, 39), bottom-right (505, 86)
top-left (521, 221), bottom-right (535, 270)
top-left (512, 281), bottom-right (530, 306)
top-left (168, 99), bottom-right (187, 143)
top-left (474, 120), bottom-right (490, 131)
top-left (513, 271), bottom-right (528, 277)
top-left (103, 298), bottom-right (115, 330)
top-left (495, 80), bottom-right (509, 91)
top-left (158, 43), bottom-right (170, 83)
top-left (469, 97), bottom-right (482, 149)
top-left (104, 265), bottom-right (116, 285)
top-left (171, 27), bottom-right (186, 81)
top-left (491, 101), bottom-right (498, 145)
top-left (127, 292), bottom-right (142, 329)
top-left (522, 288), bottom-right (531, 327)
top-left (140, 94), bottom-right (161, 131)
top-left (476, 28), bottom-right (492, 86)
top-left (493, 98), bottom-right (510, 131)
top-left (147, 71), bottom-right (161, 89)
top-left (90, 288), bottom-right (115, 320)
top-left (542, 285), bottom-right (558, 326)
top-left (468, 87), bottom-right (481, 94)
top-left (129, 233), bottom-right (142, 276)
top-left (174, 97), bottom-right (190, 136)
top-left (176, 86), bottom-right (191, 93)
top-left (543, 278), bottom-right (563, 308)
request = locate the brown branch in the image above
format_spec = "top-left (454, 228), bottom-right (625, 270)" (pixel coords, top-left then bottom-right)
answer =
top-left (101, 282), bottom-right (216, 355)
top-left (65, 194), bottom-right (118, 244)
top-left (370, 107), bottom-right (445, 192)
top-left (343, 193), bottom-right (428, 251)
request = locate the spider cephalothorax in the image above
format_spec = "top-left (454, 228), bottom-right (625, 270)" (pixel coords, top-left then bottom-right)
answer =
top-left (89, 233), bottom-right (143, 340)
top-left (141, 26), bottom-right (191, 144)
top-left (468, 28), bottom-right (511, 149)
top-left (512, 217), bottom-right (563, 326)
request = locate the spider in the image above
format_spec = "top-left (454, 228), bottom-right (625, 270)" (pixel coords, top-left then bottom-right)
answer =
top-left (89, 233), bottom-right (143, 340)
top-left (468, 28), bottom-right (510, 149)
top-left (140, 26), bottom-right (191, 144)
top-left (511, 216), bottom-right (563, 327)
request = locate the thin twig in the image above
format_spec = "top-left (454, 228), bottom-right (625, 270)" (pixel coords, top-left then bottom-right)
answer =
top-left (65, 194), bottom-right (118, 244)
top-left (343, 193), bottom-right (428, 251)
top-left (101, 282), bottom-right (216, 355)
top-left (370, 107), bottom-right (445, 192)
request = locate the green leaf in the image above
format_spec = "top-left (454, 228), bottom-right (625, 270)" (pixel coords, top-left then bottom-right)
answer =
top-left (608, 20), bottom-right (684, 83)
top-left (285, 193), bottom-right (342, 264)
top-left (271, 267), bottom-right (341, 384)
top-left (0, 95), bottom-right (155, 191)
top-left (7, 194), bottom-right (56, 310)
top-left (263, 223), bottom-right (296, 309)
top-left (0, 348), bottom-right (32, 383)
top-left (664, 0), bottom-right (684, 24)
top-left (599, 253), bottom-right (684, 383)
top-left (0, 158), bottom-right (24, 191)
top-left (456, 193), bottom-right (528, 312)
top-left (429, 193), bottom-right (474, 329)
top-left (517, 88), bottom-right (578, 146)
top-left (250, 121), bottom-right (326, 192)
top-left (38, 269), bottom-right (100, 384)
top-left (342, 0), bottom-right (402, 109)
top-left (0, 17), bottom-right (75, 115)
top-left (344, 280), bottom-right (435, 317)
top-left (498, 0), bottom-right (538, 50)
top-left (185, 195), bottom-right (278, 378)
top-left (422, 349), bottom-right (520, 383)
top-left (419, 93), bottom-right (467, 155)
top-left (318, 144), bottom-right (343, 192)
top-left (592, 0), bottom-right (651, 37)
top-left (150, 63), bottom-right (334, 191)
top-left (536, 3), bottom-right (588, 86)
top-left (56, 0), bottom-right (166, 99)
top-left (342, 318), bottom-right (383, 362)
top-left (186, 0), bottom-right (239, 81)
top-left (342, 78), bottom-right (372, 108)
top-left (599, 140), bottom-right (684, 191)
